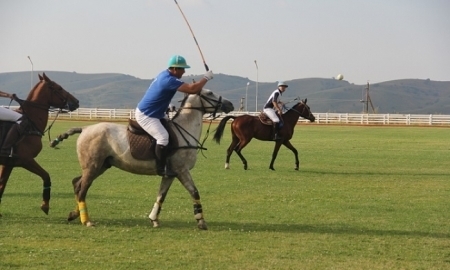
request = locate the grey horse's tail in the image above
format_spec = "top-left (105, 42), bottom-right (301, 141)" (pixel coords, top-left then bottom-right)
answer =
top-left (213, 115), bottom-right (236, 144)
top-left (49, 127), bottom-right (83, 148)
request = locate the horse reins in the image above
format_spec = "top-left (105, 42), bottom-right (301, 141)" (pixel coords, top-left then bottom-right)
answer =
top-left (169, 93), bottom-right (224, 157)
top-left (289, 101), bottom-right (313, 118)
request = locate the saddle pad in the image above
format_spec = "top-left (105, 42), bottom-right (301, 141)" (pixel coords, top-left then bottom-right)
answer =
top-left (258, 111), bottom-right (273, 126)
top-left (127, 130), bottom-right (155, 161)
top-left (126, 118), bottom-right (178, 160)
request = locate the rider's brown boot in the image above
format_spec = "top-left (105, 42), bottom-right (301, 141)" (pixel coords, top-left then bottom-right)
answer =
top-left (0, 122), bottom-right (25, 158)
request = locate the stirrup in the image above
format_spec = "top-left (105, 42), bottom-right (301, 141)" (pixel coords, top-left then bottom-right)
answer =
top-left (164, 168), bottom-right (178, 178)
top-left (157, 167), bottom-right (177, 177)
top-left (0, 149), bottom-right (18, 158)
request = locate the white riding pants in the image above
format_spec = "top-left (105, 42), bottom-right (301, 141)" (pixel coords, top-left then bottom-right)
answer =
top-left (135, 108), bottom-right (169, 146)
top-left (263, 108), bottom-right (280, 123)
top-left (0, 107), bottom-right (22, 123)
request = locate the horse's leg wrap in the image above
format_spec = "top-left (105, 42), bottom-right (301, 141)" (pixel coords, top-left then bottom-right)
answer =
top-left (193, 200), bottom-right (203, 220)
top-left (40, 184), bottom-right (51, 214)
top-left (43, 184), bottom-right (51, 202)
top-left (78, 201), bottom-right (89, 225)
top-left (149, 202), bottom-right (161, 221)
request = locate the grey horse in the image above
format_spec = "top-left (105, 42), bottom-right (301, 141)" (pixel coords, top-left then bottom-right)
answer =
top-left (51, 89), bottom-right (233, 230)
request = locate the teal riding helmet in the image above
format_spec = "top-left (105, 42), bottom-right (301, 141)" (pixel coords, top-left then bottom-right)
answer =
top-left (167, 55), bottom-right (191, 69)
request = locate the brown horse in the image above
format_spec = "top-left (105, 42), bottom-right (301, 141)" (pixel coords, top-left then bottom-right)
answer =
top-left (213, 99), bottom-right (315, 171)
top-left (0, 73), bottom-right (79, 216)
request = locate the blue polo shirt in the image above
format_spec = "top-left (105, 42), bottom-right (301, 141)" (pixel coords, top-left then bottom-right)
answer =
top-left (137, 69), bottom-right (184, 118)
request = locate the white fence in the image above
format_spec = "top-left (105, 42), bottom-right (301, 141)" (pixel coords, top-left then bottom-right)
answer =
top-left (40, 108), bottom-right (450, 126)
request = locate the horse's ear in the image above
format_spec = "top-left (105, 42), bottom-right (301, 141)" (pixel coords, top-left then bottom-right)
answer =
top-left (38, 74), bottom-right (43, 81)
top-left (42, 72), bottom-right (50, 82)
top-left (304, 98), bottom-right (307, 104)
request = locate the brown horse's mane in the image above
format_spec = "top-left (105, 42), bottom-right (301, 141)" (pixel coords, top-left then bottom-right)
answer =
top-left (281, 101), bottom-right (311, 126)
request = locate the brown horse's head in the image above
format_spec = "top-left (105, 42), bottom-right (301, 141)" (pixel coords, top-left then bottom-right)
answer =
top-left (30, 73), bottom-right (79, 112)
top-left (293, 99), bottom-right (315, 122)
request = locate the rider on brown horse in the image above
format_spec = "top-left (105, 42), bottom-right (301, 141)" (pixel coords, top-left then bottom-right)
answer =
top-left (263, 81), bottom-right (288, 140)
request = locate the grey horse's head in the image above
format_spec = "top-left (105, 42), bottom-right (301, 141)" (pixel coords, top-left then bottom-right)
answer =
top-left (194, 89), bottom-right (234, 115)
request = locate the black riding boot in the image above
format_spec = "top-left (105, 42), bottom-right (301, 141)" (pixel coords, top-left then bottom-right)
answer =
top-left (155, 144), bottom-right (178, 177)
top-left (0, 121), bottom-right (26, 158)
top-left (272, 122), bottom-right (282, 141)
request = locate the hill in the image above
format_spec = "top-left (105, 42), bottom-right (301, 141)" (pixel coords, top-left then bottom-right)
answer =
top-left (1, 71), bottom-right (449, 114)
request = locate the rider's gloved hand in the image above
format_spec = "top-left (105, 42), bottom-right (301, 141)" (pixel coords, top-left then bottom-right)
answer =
top-left (204, 70), bottom-right (213, 81)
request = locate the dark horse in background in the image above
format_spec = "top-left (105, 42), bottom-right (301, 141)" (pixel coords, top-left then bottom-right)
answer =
top-left (213, 99), bottom-right (315, 171)
top-left (0, 73), bottom-right (79, 216)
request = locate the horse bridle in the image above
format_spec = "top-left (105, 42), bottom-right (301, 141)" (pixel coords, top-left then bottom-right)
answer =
top-left (17, 80), bottom-right (75, 140)
top-left (21, 80), bottom-right (72, 112)
top-left (184, 93), bottom-right (222, 116)
top-left (290, 101), bottom-right (313, 119)
top-left (170, 92), bottom-right (224, 155)
top-left (46, 81), bottom-right (74, 112)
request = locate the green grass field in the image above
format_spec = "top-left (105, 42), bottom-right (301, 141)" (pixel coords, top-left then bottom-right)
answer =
top-left (1, 121), bottom-right (449, 269)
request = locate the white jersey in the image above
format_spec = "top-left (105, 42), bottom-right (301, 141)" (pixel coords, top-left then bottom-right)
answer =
top-left (263, 89), bottom-right (282, 109)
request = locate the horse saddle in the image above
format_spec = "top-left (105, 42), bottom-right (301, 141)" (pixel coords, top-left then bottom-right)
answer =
top-left (126, 119), bottom-right (178, 161)
top-left (0, 118), bottom-right (37, 149)
top-left (258, 111), bottom-right (274, 126)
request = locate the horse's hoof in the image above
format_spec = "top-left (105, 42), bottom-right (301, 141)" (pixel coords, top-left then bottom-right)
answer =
top-left (197, 219), bottom-right (208, 230)
top-left (85, 221), bottom-right (95, 227)
top-left (269, 167), bottom-right (275, 171)
top-left (295, 167), bottom-right (299, 171)
top-left (151, 219), bottom-right (160, 228)
top-left (224, 163), bottom-right (230, 169)
top-left (67, 211), bottom-right (79, 222)
top-left (40, 204), bottom-right (49, 215)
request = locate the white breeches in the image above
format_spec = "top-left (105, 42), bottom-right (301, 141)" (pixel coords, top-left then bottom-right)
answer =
top-left (135, 108), bottom-right (169, 146)
top-left (263, 108), bottom-right (280, 123)
top-left (0, 107), bottom-right (22, 123)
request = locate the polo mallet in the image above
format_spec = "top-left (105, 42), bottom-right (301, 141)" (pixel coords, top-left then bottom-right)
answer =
top-left (279, 96), bottom-right (300, 112)
top-left (173, 0), bottom-right (209, 71)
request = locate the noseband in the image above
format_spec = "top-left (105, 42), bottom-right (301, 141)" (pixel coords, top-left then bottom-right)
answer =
top-left (199, 93), bottom-right (222, 117)
top-left (47, 82), bottom-right (74, 112)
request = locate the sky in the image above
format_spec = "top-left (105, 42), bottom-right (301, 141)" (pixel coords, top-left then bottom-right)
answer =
top-left (1, 0), bottom-right (449, 85)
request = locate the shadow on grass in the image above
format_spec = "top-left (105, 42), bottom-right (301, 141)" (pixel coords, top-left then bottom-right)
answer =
top-left (206, 221), bottom-right (450, 239)
top-left (302, 169), bottom-right (450, 177)
top-left (3, 191), bottom-right (112, 200)
top-left (79, 219), bottom-right (450, 239)
top-left (6, 212), bottom-right (446, 239)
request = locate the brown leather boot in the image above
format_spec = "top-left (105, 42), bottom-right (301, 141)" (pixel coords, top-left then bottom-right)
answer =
top-left (0, 121), bottom-right (26, 158)
top-left (155, 144), bottom-right (178, 177)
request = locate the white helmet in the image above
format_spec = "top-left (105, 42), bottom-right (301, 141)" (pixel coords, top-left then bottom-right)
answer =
top-left (277, 81), bottom-right (288, 87)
